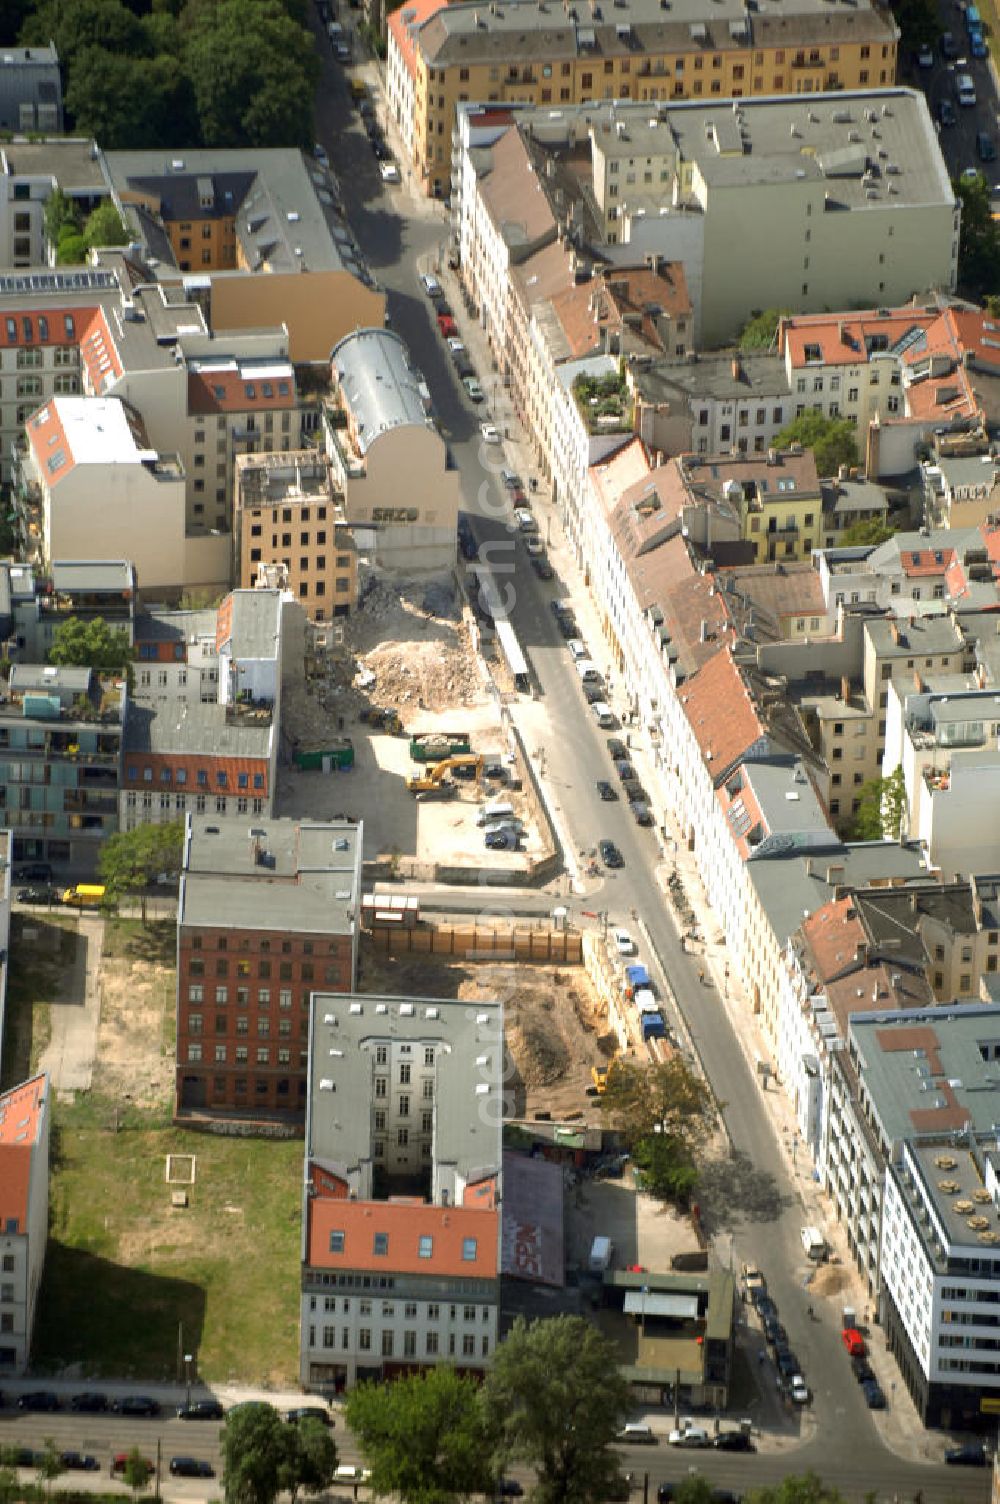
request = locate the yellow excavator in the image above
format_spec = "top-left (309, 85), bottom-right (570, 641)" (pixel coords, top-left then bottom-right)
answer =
top-left (406, 753), bottom-right (483, 794)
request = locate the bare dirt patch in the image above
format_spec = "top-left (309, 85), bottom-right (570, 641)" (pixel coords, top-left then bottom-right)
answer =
top-left (94, 921), bottom-right (175, 1109)
top-left (360, 942), bottom-right (609, 1120)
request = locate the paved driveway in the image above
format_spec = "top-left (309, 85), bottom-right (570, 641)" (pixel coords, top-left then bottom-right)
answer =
top-left (37, 913), bottom-right (103, 1096)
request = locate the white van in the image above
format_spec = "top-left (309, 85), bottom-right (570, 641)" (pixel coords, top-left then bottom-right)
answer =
top-left (576, 659), bottom-right (602, 684)
top-left (477, 800), bottom-right (515, 826)
top-left (617, 1423), bottom-right (656, 1445)
top-left (957, 71), bottom-right (977, 105)
top-left (800, 1225), bottom-right (828, 1262)
top-left (634, 988), bottom-right (659, 1014)
top-left (567, 639), bottom-right (588, 661)
top-left (591, 701), bottom-right (616, 728)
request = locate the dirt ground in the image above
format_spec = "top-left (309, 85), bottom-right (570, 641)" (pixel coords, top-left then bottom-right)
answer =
top-left (360, 941), bottom-right (615, 1120)
top-left (283, 575), bottom-right (491, 750)
top-left (93, 923), bottom-right (175, 1109)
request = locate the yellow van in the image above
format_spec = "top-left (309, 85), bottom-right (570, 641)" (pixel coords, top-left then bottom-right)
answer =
top-left (60, 884), bottom-right (106, 907)
top-left (349, 77), bottom-right (367, 102)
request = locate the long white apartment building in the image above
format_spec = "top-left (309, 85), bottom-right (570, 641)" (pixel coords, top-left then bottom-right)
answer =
top-left (831, 1006), bottom-right (1000, 1429)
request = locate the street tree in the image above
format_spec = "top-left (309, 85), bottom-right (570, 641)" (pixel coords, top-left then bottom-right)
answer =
top-left (99, 820), bottom-right (184, 921)
top-left (121, 1448), bottom-right (153, 1499)
top-left (483, 1316), bottom-right (630, 1504)
top-left (278, 1418), bottom-right (338, 1504)
top-left (632, 1131), bottom-right (698, 1205)
top-left (600, 1055), bottom-right (714, 1152)
top-left (849, 766), bottom-right (907, 842)
top-left (49, 615), bottom-right (133, 676)
top-left (347, 1365), bottom-right (491, 1504)
top-left (738, 308), bottom-right (788, 351)
top-left (955, 174), bottom-right (1000, 300)
top-left (222, 1401), bottom-right (291, 1504)
top-left (674, 1482), bottom-right (716, 1504)
top-left (745, 1473), bottom-right (845, 1504)
top-left (0, 1465), bottom-right (17, 1504)
top-left (35, 1442), bottom-right (64, 1502)
top-left (775, 411), bottom-right (859, 477)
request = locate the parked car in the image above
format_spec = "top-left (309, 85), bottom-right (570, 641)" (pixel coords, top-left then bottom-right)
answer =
top-left (776, 1349), bottom-right (800, 1380)
top-left (447, 336), bottom-right (467, 360)
top-left (514, 508), bottom-right (538, 533)
top-left (667, 1426), bottom-right (710, 1448)
top-left (597, 780), bottom-right (618, 801)
top-left (714, 1431), bottom-right (756, 1452)
top-left (940, 29), bottom-right (959, 55)
top-left (763, 1315), bottom-right (786, 1347)
top-left (946, 1443), bottom-right (988, 1466)
top-left (841, 1327), bottom-right (865, 1357)
top-left (17, 886), bottom-right (58, 904)
top-left (525, 536), bottom-right (544, 557)
top-left (501, 469), bottom-right (523, 490)
top-left (285, 1406), bottom-right (334, 1426)
top-left (496, 1482), bottom-right (524, 1498)
top-left (616, 1423), bottom-right (656, 1444)
top-left (114, 1394), bottom-right (161, 1417)
top-left (851, 1356), bottom-right (875, 1384)
top-left (917, 42), bottom-right (934, 65)
top-left (939, 98), bottom-right (957, 126)
top-left (111, 1454), bottom-right (154, 1477)
top-left (613, 927), bottom-right (636, 956)
top-left (485, 829), bottom-right (521, 850)
top-left (599, 839), bottom-right (624, 868)
top-left (531, 554), bottom-right (553, 580)
top-left (607, 737), bottom-right (628, 760)
top-left (480, 422), bottom-right (501, 444)
top-left (335, 1466), bottom-right (373, 1484)
top-left (70, 1390), bottom-right (108, 1412)
top-left (463, 376), bottom-right (485, 402)
top-left (177, 1398), bottom-right (225, 1420)
top-left (419, 271), bottom-right (442, 298)
top-left (978, 131), bottom-right (996, 162)
top-left (60, 1452), bottom-right (99, 1472)
top-left (18, 1391), bottom-right (60, 1411)
top-left (755, 1295), bottom-right (777, 1321)
top-left (14, 862), bottom-right (52, 881)
top-left (861, 1379), bottom-right (886, 1409)
top-left (632, 802), bottom-right (654, 826)
top-left (614, 760), bottom-right (636, 782)
top-left (437, 312), bottom-right (457, 338)
top-left (170, 1458), bottom-right (215, 1478)
top-left (971, 30), bottom-right (988, 55)
top-left (10, 1450), bottom-right (40, 1467)
top-left (379, 161), bottom-right (401, 184)
top-left (789, 1375), bottom-right (809, 1405)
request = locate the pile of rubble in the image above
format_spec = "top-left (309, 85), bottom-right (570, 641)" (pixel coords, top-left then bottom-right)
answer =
top-left (283, 576), bottom-right (489, 748)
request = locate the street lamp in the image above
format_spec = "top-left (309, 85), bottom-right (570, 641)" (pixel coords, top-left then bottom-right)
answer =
top-left (184, 1352), bottom-right (193, 1409)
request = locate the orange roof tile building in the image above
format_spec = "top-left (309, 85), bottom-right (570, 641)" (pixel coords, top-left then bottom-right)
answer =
top-left (301, 993), bottom-right (502, 1392)
top-left (0, 1073), bottom-right (49, 1372)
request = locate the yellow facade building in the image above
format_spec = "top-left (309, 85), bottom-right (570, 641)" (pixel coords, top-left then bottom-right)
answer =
top-left (390, 0), bottom-right (899, 196)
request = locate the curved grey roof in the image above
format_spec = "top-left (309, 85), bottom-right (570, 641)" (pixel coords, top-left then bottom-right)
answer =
top-left (331, 327), bottom-right (429, 456)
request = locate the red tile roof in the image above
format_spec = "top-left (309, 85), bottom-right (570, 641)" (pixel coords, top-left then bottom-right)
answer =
top-left (307, 1195), bottom-right (499, 1278)
top-left (78, 307), bottom-right (122, 394)
top-left (780, 307), bottom-right (939, 370)
top-left (899, 547), bottom-right (957, 578)
top-left (122, 752), bottom-right (269, 795)
top-left (188, 368), bottom-right (296, 417)
top-left (680, 646), bottom-right (766, 781)
top-left (0, 1074), bottom-right (46, 1235)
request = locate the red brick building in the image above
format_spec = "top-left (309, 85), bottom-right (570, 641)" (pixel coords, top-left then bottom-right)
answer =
top-left (176, 814), bottom-right (361, 1120)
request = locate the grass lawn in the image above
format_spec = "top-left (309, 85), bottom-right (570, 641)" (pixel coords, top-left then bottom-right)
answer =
top-left (34, 1093), bottom-right (304, 1384)
top-left (1, 914), bottom-right (78, 1087)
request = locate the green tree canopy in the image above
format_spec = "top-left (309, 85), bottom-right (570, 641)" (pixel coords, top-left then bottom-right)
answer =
top-left (43, 188), bottom-right (80, 250)
top-left (49, 614), bottom-right (133, 675)
top-left (839, 515), bottom-right (894, 548)
top-left (745, 1473), bottom-right (845, 1504)
top-left (775, 411), bottom-right (859, 478)
top-left (20, 0), bottom-right (151, 63)
top-left (221, 1401), bottom-right (291, 1504)
top-left (82, 200), bottom-right (130, 250)
top-left (119, 1448), bottom-right (153, 1498)
top-left (35, 1441), bottom-right (64, 1500)
top-left (738, 308), bottom-right (788, 351)
top-left (347, 1366), bottom-right (491, 1504)
top-left (483, 1316), bottom-right (630, 1504)
top-left (181, 0), bottom-right (319, 149)
top-left (955, 174), bottom-right (1000, 302)
top-left (99, 820), bottom-right (184, 920)
top-left (890, 0), bottom-right (939, 50)
top-left (277, 1418), bottom-right (338, 1504)
top-left (65, 48), bottom-right (198, 151)
top-left (600, 1056), bottom-right (714, 1152)
top-left (849, 766), bottom-right (907, 841)
top-left (632, 1131), bottom-right (699, 1204)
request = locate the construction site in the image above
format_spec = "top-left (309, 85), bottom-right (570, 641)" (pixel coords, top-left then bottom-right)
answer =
top-left (278, 575), bottom-right (556, 878)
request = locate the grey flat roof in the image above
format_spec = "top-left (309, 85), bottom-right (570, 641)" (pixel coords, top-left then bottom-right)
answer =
top-left (51, 560), bottom-right (135, 594)
top-left (907, 1139), bottom-right (998, 1254)
top-left (134, 607), bottom-right (218, 644)
top-left (1, 138), bottom-right (110, 192)
top-left (179, 815), bottom-right (361, 934)
top-left (851, 1004), bottom-right (1000, 1145)
top-left (307, 993), bottom-right (503, 1182)
top-left (10, 664), bottom-right (91, 694)
top-left (226, 589), bottom-right (282, 661)
top-left (635, 351), bottom-right (791, 405)
top-left (749, 840), bottom-right (932, 947)
top-left (331, 328), bottom-right (430, 456)
top-left (937, 455), bottom-right (998, 491)
top-left (124, 699), bottom-right (272, 759)
top-left (865, 613), bottom-right (964, 657)
top-left (742, 758), bottom-right (831, 844)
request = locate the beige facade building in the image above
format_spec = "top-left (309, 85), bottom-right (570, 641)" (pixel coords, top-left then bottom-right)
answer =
top-left (235, 451), bottom-right (357, 622)
top-left (325, 329), bottom-right (460, 572)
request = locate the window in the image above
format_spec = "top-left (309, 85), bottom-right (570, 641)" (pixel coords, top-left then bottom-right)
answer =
top-left (426, 1331), bottom-right (439, 1355)
top-left (373, 1232), bottom-right (389, 1256)
top-left (382, 1330), bottom-right (394, 1357)
top-left (419, 1234), bottom-right (434, 1258)
top-left (462, 1238), bottom-right (478, 1261)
